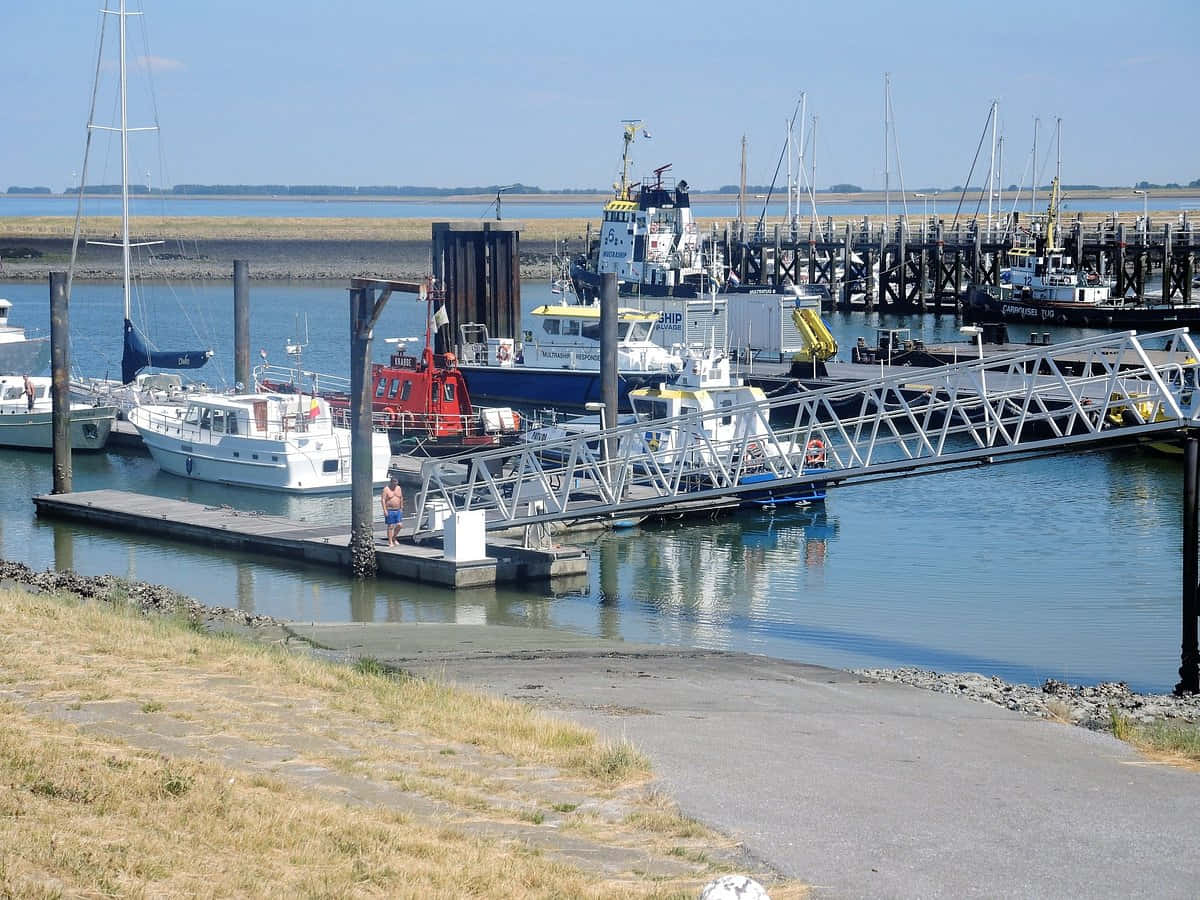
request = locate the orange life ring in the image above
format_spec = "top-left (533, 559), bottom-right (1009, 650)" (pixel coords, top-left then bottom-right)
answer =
top-left (443, 351), bottom-right (457, 368)
top-left (497, 344), bottom-right (512, 363)
top-left (383, 406), bottom-right (398, 425)
top-left (805, 438), bottom-right (827, 465)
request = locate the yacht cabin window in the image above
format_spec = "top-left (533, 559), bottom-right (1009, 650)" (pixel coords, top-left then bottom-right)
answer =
top-left (210, 409), bottom-right (226, 434)
top-left (183, 406), bottom-right (201, 426)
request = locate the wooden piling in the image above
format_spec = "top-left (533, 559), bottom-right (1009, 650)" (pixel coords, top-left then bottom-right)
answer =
top-left (233, 259), bottom-right (250, 390)
top-left (50, 271), bottom-right (71, 494)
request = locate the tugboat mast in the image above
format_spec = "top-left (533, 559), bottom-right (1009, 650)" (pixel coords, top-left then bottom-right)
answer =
top-left (616, 120), bottom-right (642, 200)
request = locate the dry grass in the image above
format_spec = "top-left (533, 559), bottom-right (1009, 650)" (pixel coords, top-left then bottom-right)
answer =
top-left (0, 587), bottom-right (647, 786)
top-left (1108, 708), bottom-right (1200, 772)
top-left (0, 586), bottom-right (810, 896)
top-left (0, 215), bottom-right (592, 244)
top-left (1, 203), bottom-right (1179, 247)
top-left (0, 701), bottom-right (666, 899)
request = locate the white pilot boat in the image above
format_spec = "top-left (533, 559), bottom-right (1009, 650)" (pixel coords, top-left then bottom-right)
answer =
top-left (525, 348), bottom-right (829, 506)
top-left (128, 392), bottom-right (391, 492)
top-left (0, 375), bottom-right (116, 450)
top-left (0, 299), bottom-right (51, 375)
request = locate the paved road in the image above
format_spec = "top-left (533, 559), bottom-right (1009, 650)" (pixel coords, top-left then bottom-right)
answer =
top-left (289, 623), bottom-right (1198, 899)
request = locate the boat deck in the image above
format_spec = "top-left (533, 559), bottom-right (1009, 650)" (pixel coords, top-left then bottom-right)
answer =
top-left (33, 489), bottom-right (588, 589)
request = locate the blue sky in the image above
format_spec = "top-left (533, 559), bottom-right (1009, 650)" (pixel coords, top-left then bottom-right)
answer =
top-left (3, 0), bottom-right (1197, 192)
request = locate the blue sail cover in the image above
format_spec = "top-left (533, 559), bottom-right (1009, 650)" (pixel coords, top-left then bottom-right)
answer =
top-left (121, 318), bottom-right (213, 384)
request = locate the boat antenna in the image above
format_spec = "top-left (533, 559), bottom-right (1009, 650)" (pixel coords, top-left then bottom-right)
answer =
top-left (616, 120), bottom-right (644, 200)
top-left (483, 185), bottom-right (517, 221)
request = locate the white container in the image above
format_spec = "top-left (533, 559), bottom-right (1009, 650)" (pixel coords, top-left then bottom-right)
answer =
top-left (423, 497), bottom-right (452, 531)
top-left (445, 509), bottom-right (487, 562)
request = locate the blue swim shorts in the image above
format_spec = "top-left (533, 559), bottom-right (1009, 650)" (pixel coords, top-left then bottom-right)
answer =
top-left (385, 509), bottom-right (403, 526)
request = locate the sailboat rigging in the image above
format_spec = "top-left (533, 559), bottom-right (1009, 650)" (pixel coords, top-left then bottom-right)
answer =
top-left (68, 0), bottom-right (212, 387)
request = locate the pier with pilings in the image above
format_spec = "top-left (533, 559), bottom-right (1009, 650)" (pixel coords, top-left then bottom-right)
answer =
top-left (713, 214), bottom-right (1199, 314)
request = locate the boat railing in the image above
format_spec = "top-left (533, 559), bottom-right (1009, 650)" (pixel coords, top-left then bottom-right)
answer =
top-left (253, 363), bottom-right (351, 397)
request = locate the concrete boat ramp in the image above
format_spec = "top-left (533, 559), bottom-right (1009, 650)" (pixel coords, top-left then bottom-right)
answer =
top-left (33, 489), bottom-right (587, 588)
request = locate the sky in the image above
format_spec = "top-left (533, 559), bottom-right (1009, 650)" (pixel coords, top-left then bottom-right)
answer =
top-left (3, 0), bottom-right (1198, 193)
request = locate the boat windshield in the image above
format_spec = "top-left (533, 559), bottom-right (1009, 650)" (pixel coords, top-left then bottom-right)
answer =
top-left (632, 397), bottom-right (671, 420)
top-left (628, 321), bottom-right (652, 341)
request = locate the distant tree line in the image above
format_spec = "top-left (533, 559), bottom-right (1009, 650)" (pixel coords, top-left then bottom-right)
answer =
top-left (8, 179), bottom-right (1200, 196)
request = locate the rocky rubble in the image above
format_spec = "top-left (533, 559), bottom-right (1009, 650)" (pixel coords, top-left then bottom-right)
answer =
top-left (855, 667), bottom-right (1200, 730)
top-left (0, 560), bottom-right (278, 628)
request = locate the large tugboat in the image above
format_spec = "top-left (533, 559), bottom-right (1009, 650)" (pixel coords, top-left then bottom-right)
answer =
top-left (258, 282), bottom-right (521, 456)
top-left (569, 122), bottom-right (835, 363)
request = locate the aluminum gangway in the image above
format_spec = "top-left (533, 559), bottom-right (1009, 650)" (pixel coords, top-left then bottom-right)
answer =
top-left (411, 329), bottom-right (1200, 536)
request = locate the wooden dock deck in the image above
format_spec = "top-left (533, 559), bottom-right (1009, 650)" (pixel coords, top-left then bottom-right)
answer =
top-left (33, 489), bottom-right (588, 589)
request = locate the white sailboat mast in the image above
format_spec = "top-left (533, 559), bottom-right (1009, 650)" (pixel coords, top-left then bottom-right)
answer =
top-left (1031, 117), bottom-right (1039, 216)
top-left (883, 73), bottom-right (890, 226)
top-left (1055, 116), bottom-right (1062, 242)
top-left (119, 0), bottom-right (131, 321)
top-left (987, 99), bottom-right (997, 232)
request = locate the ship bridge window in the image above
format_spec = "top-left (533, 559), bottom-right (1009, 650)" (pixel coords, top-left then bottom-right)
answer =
top-left (720, 398), bottom-right (733, 427)
top-left (375, 380), bottom-right (387, 398)
top-left (635, 398), bottom-right (671, 421)
top-left (388, 378), bottom-right (400, 398)
top-left (542, 319), bottom-right (561, 335)
top-left (399, 381), bottom-right (412, 402)
top-left (443, 383), bottom-right (455, 402)
top-left (628, 321), bottom-right (652, 341)
top-left (582, 321), bottom-right (601, 341)
top-left (562, 319), bottom-right (581, 336)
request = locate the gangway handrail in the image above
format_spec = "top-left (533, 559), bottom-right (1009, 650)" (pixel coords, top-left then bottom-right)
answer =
top-left (412, 328), bottom-right (1200, 535)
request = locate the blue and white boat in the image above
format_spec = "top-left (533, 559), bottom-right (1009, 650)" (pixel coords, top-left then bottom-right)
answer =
top-left (455, 304), bottom-right (683, 412)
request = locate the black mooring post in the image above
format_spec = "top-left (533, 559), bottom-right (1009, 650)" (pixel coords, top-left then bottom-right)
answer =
top-left (233, 259), bottom-right (250, 390)
top-left (349, 285), bottom-right (382, 577)
top-left (49, 271), bottom-right (72, 494)
top-left (1177, 435), bottom-right (1200, 695)
top-left (600, 272), bottom-right (619, 486)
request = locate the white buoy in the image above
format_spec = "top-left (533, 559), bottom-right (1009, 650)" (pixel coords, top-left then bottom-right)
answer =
top-left (699, 874), bottom-right (770, 900)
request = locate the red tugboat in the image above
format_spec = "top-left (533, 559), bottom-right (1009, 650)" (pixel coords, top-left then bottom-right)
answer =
top-left (257, 283), bottom-right (520, 456)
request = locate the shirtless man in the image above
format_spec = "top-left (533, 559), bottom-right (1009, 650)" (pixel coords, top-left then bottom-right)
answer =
top-left (381, 476), bottom-right (404, 546)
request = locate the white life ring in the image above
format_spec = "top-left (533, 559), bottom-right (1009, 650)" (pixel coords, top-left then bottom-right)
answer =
top-left (497, 344), bottom-right (512, 363)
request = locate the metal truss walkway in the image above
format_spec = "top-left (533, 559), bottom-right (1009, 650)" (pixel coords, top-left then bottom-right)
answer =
top-left (412, 329), bottom-right (1200, 536)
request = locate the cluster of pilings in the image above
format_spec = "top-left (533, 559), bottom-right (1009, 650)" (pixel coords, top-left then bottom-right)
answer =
top-left (718, 216), bottom-right (1198, 314)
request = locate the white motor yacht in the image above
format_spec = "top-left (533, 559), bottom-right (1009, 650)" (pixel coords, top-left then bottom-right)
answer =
top-left (0, 299), bottom-right (51, 375)
top-left (0, 375), bottom-right (116, 450)
top-left (128, 392), bottom-right (391, 492)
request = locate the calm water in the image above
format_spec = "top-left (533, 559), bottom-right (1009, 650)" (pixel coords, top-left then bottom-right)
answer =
top-left (0, 277), bottom-right (1189, 692)
top-left (2, 194), bottom-right (1196, 220)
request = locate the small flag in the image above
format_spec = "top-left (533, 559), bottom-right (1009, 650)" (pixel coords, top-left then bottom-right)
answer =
top-left (727, 269), bottom-right (740, 285)
top-left (307, 398), bottom-right (320, 420)
top-left (433, 304), bottom-right (450, 330)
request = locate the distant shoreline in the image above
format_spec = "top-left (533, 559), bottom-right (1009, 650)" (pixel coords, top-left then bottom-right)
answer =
top-left (4, 188), bottom-right (1200, 205)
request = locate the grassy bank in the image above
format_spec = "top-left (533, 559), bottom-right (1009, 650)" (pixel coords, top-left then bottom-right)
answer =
top-left (0, 205), bottom-right (1181, 247)
top-left (1109, 708), bottom-right (1200, 771)
top-left (0, 215), bottom-right (591, 244)
top-left (0, 586), bottom-right (803, 897)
